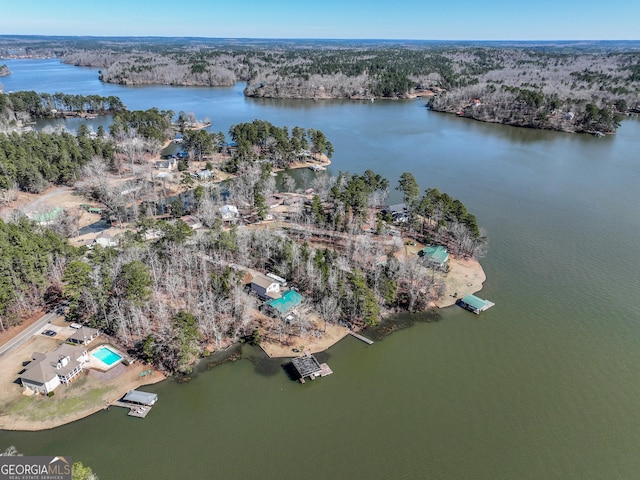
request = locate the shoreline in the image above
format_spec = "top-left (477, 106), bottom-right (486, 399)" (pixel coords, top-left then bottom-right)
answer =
top-left (0, 256), bottom-right (485, 431)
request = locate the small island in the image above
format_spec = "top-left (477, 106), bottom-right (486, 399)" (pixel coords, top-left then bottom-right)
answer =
top-left (0, 64), bottom-right (10, 77)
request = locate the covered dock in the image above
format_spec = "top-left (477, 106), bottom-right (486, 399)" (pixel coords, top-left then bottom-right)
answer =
top-left (456, 294), bottom-right (495, 314)
top-left (122, 389), bottom-right (158, 406)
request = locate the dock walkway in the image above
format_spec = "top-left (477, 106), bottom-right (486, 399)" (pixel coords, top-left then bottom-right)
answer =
top-left (111, 400), bottom-right (152, 418)
top-left (349, 331), bottom-right (374, 345)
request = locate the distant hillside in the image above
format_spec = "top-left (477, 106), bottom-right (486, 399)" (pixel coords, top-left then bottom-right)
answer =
top-left (1, 36), bottom-right (639, 133)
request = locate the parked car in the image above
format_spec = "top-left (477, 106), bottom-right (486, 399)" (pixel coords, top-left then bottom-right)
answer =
top-left (42, 330), bottom-right (57, 337)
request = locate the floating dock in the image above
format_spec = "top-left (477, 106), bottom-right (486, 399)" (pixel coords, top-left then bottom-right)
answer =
top-left (348, 331), bottom-right (374, 345)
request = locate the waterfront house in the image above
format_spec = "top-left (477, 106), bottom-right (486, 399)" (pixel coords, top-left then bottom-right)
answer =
top-left (419, 245), bottom-right (450, 270)
top-left (250, 274), bottom-right (282, 300)
top-left (382, 204), bottom-right (409, 223)
top-left (20, 344), bottom-right (89, 394)
top-left (67, 326), bottom-right (100, 346)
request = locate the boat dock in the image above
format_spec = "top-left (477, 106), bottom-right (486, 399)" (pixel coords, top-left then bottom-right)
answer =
top-left (111, 400), bottom-right (152, 418)
top-left (456, 294), bottom-right (495, 314)
top-left (291, 354), bottom-right (333, 383)
top-left (110, 389), bottom-right (158, 418)
top-left (349, 331), bottom-right (374, 345)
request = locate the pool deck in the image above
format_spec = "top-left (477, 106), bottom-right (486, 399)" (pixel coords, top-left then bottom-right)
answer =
top-left (88, 345), bottom-right (125, 371)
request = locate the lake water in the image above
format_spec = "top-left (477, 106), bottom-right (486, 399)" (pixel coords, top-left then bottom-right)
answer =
top-left (1, 59), bottom-right (640, 480)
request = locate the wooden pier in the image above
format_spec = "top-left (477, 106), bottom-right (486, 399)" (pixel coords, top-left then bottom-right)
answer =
top-left (111, 400), bottom-right (152, 418)
top-left (349, 331), bottom-right (374, 345)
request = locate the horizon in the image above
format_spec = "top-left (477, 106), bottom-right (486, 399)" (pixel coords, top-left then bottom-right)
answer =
top-left (2, 0), bottom-right (639, 41)
top-left (2, 35), bottom-right (638, 44)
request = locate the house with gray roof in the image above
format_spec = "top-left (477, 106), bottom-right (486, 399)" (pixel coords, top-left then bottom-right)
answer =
top-left (67, 327), bottom-right (100, 346)
top-left (250, 274), bottom-right (281, 300)
top-left (20, 344), bottom-right (89, 395)
top-left (382, 203), bottom-right (409, 223)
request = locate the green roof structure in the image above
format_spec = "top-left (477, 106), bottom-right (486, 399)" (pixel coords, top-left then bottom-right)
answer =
top-left (421, 245), bottom-right (449, 267)
top-left (264, 290), bottom-right (303, 316)
top-left (456, 294), bottom-right (495, 314)
top-left (31, 207), bottom-right (63, 224)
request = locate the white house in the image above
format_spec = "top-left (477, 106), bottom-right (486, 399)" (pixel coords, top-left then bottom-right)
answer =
top-left (249, 274), bottom-right (281, 300)
top-left (91, 232), bottom-right (118, 248)
top-left (20, 344), bottom-right (89, 395)
top-left (154, 158), bottom-right (177, 170)
top-left (193, 169), bottom-right (215, 180)
top-left (219, 205), bottom-right (239, 221)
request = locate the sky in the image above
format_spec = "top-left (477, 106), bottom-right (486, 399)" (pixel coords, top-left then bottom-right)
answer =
top-left (2, 0), bottom-right (638, 41)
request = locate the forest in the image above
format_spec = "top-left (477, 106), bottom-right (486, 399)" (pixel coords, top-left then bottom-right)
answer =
top-left (0, 86), bottom-right (484, 373)
top-left (3, 37), bottom-right (636, 133)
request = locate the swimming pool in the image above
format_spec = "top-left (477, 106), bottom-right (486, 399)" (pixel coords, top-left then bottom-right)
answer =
top-left (92, 346), bottom-right (123, 367)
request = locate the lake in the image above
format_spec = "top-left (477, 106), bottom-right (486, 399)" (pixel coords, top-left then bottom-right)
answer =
top-left (1, 59), bottom-right (640, 480)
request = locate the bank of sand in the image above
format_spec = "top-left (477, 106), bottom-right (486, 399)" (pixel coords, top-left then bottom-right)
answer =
top-left (260, 321), bottom-right (349, 358)
top-left (433, 257), bottom-right (487, 308)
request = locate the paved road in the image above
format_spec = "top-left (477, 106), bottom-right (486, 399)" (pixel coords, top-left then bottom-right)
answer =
top-left (0, 311), bottom-right (58, 359)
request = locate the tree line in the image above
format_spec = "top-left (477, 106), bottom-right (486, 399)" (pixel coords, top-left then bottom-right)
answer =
top-left (0, 217), bottom-right (75, 330)
top-left (0, 91), bottom-right (126, 118)
top-left (226, 120), bottom-right (333, 171)
top-left (43, 39), bottom-right (640, 134)
top-left (0, 130), bottom-right (114, 193)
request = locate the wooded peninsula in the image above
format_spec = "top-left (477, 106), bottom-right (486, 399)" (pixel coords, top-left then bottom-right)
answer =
top-left (2, 36), bottom-right (639, 134)
top-left (0, 83), bottom-right (486, 375)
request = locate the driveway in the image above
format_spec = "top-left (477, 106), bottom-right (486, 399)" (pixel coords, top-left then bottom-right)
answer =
top-left (0, 311), bottom-right (59, 359)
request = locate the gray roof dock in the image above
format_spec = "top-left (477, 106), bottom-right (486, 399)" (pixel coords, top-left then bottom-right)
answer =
top-left (122, 390), bottom-right (158, 406)
top-left (291, 354), bottom-right (333, 383)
